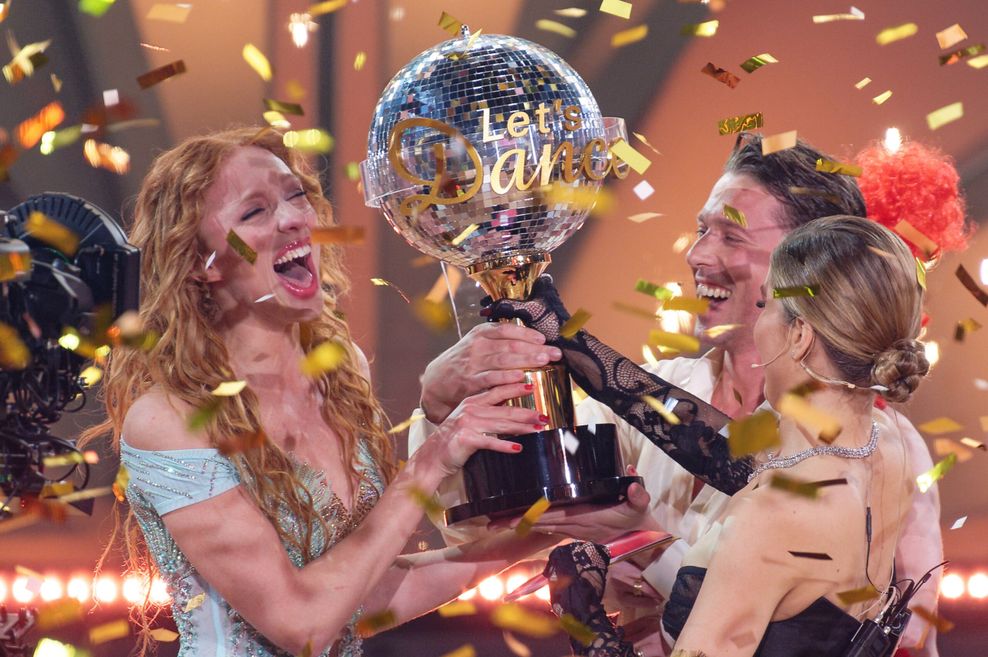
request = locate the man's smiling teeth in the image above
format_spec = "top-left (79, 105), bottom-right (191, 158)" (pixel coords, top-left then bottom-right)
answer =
top-left (274, 244), bottom-right (311, 266)
top-left (696, 283), bottom-right (732, 300)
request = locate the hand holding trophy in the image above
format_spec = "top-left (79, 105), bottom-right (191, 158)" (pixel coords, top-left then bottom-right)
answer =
top-left (361, 26), bottom-right (642, 524)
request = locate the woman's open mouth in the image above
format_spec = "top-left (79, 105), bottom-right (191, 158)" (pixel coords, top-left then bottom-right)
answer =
top-left (273, 242), bottom-right (318, 298)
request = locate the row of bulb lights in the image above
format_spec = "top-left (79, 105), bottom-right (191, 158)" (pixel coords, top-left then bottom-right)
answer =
top-left (2, 570), bottom-right (985, 607)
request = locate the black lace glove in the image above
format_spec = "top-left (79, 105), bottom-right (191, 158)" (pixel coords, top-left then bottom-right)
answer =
top-left (545, 542), bottom-right (635, 657)
top-left (487, 276), bottom-right (754, 495)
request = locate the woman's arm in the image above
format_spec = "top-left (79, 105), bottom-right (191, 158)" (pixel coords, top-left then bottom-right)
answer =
top-left (126, 382), bottom-right (539, 655)
top-left (488, 277), bottom-right (753, 494)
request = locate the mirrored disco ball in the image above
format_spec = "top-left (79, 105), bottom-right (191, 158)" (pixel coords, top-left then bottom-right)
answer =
top-left (361, 31), bottom-right (624, 269)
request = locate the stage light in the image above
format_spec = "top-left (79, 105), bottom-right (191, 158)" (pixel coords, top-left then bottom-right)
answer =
top-left (33, 638), bottom-right (76, 657)
top-left (93, 576), bottom-right (118, 603)
top-left (39, 576), bottom-right (64, 602)
top-left (149, 576), bottom-right (170, 605)
top-left (941, 573), bottom-right (965, 600)
top-left (122, 575), bottom-right (148, 604)
top-left (980, 258), bottom-right (988, 286)
top-left (477, 576), bottom-right (504, 601)
top-left (505, 574), bottom-right (528, 598)
top-left (66, 576), bottom-right (90, 603)
top-left (534, 586), bottom-right (551, 602)
top-left (968, 572), bottom-right (988, 599)
top-left (883, 127), bottom-right (902, 154)
top-left (12, 576), bottom-right (36, 604)
top-left (923, 341), bottom-right (940, 368)
top-left (0, 577), bottom-right (6, 603)
top-left (288, 13), bottom-right (317, 49)
top-left (457, 586), bottom-right (477, 601)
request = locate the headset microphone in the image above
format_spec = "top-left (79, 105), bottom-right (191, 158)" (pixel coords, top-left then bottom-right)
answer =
top-left (751, 345), bottom-right (787, 368)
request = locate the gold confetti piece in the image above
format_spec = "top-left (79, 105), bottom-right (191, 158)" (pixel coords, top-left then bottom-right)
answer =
top-left (560, 308), bottom-right (592, 339)
top-left (283, 128), bottom-right (334, 153)
top-left (772, 285), bottom-right (819, 298)
top-left (450, 223), bottom-right (478, 246)
top-left (83, 138), bottom-right (130, 174)
top-left (778, 393), bottom-right (842, 443)
top-left (388, 412), bottom-right (425, 435)
top-left (968, 54), bottom-right (988, 69)
top-left (960, 437), bottom-right (986, 450)
top-left (516, 497), bottom-right (551, 536)
top-left (89, 619), bottom-right (130, 644)
top-left (701, 62), bottom-right (740, 89)
top-left (648, 330), bottom-right (700, 353)
top-left (354, 51), bottom-right (367, 71)
top-left (939, 44), bottom-right (985, 65)
top-left (643, 395), bottom-right (681, 426)
top-left (956, 264), bottom-right (988, 306)
top-left (540, 184), bottom-right (613, 214)
top-left (3, 36), bottom-right (51, 84)
top-left (788, 551), bottom-right (832, 560)
top-left (37, 598), bottom-right (83, 630)
top-left (263, 111), bottom-right (290, 129)
top-left (718, 111), bottom-right (763, 135)
top-left (311, 225), bottom-right (364, 245)
top-left (628, 212), bottom-right (663, 223)
top-left (438, 10), bottom-right (464, 36)
top-left (26, 211), bottom-right (79, 255)
top-left (43, 452), bottom-right (86, 467)
top-left (243, 43), bottom-right (272, 81)
top-left (740, 52), bottom-right (778, 73)
top-left (933, 438), bottom-right (974, 464)
top-left (837, 585), bottom-right (880, 605)
top-left (635, 280), bottom-right (675, 300)
top-left (226, 229), bottom-right (257, 264)
top-left (918, 417), bottom-right (963, 434)
top-left (926, 102), bottom-right (964, 131)
top-left (936, 24), bottom-right (968, 49)
top-left (149, 628), bottom-right (179, 642)
top-left (556, 8), bottom-right (587, 18)
top-left (309, 0), bottom-right (347, 16)
top-left (503, 631), bottom-right (532, 657)
top-left (610, 139), bottom-right (651, 174)
top-left (951, 516), bottom-right (967, 530)
top-left (662, 297), bottom-right (709, 314)
top-left (264, 98), bottom-right (304, 116)
top-left (414, 297), bottom-right (454, 332)
top-left (0, 2), bottom-right (9, 23)
top-left (408, 486), bottom-right (445, 521)
top-left (17, 101), bottom-right (64, 149)
top-left (79, 0), bottom-right (115, 16)
top-left (440, 646), bottom-right (476, 657)
top-left (812, 6), bottom-right (864, 23)
top-left (183, 593), bottom-right (206, 612)
top-left (703, 324), bottom-right (741, 339)
top-left (611, 24), bottom-right (648, 48)
top-left (876, 23), bottom-right (918, 46)
top-left (301, 341), bottom-right (348, 378)
top-left (211, 380), bottom-right (247, 396)
top-left (681, 20), bottom-right (718, 37)
top-left (914, 258), bottom-right (926, 291)
top-left (871, 90), bottom-right (893, 105)
top-left (815, 158), bottom-right (862, 177)
top-left (723, 204), bottom-right (746, 227)
top-left (111, 464), bottom-right (129, 502)
top-left (916, 453), bottom-right (957, 493)
top-left (80, 365), bottom-right (103, 386)
top-left (136, 60), bottom-right (186, 89)
top-left (536, 19), bottom-right (577, 38)
top-left (559, 614), bottom-right (596, 646)
top-left (424, 266), bottom-right (463, 304)
top-left (769, 474), bottom-right (821, 498)
top-left (438, 601), bottom-right (477, 617)
top-left (890, 220), bottom-right (939, 260)
top-left (954, 318), bottom-right (981, 341)
top-left (913, 606), bottom-right (955, 633)
top-left (147, 3), bottom-right (191, 22)
top-left (491, 603), bottom-right (559, 638)
top-left (356, 609), bottom-right (397, 637)
top-left (632, 131), bottom-right (661, 154)
top-left (761, 130), bottom-right (797, 155)
top-left (727, 410), bottom-right (779, 458)
top-left (599, 0), bottom-right (632, 20)
top-left (371, 277), bottom-right (411, 303)
top-left (854, 77), bottom-right (872, 89)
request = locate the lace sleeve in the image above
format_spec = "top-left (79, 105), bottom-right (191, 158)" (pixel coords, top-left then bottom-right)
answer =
top-left (487, 277), bottom-right (753, 495)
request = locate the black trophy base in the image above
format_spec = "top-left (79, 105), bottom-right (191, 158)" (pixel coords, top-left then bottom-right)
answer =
top-left (445, 423), bottom-right (643, 525)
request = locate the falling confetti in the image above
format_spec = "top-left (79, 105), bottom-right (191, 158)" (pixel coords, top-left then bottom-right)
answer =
top-left (936, 23), bottom-right (968, 49)
top-left (718, 111), bottom-right (763, 135)
top-left (438, 601), bottom-right (477, 617)
top-left (356, 609), bottom-right (397, 637)
top-left (535, 20), bottom-right (576, 38)
top-left (136, 60), bottom-right (187, 89)
top-left (226, 229), bottom-right (257, 264)
top-left (876, 23), bottom-right (918, 46)
top-left (516, 497), bottom-right (551, 536)
top-left (633, 180), bottom-right (654, 200)
top-left (25, 211), bottom-right (79, 255)
top-left (773, 285), bottom-right (819, 298)
top-left (681, 20), bottom-right (718, 37)
top-left (242, 43), bottom-right (272, 81)
top-left (643, 395), bottom-right (681, 426)
top-left (926, 102), bottom-right (964, 130)
top-left (836, 585), bottom-right (880, 605)
top-left (701, 62), bottom-right (740, 88)
top-left (147, 3), bottom-right (191, 22)
top-left (918, 417), bottom-right (963, 434)
top-left (438, 10), bottom-right (464, 36)
top-left (354, 51), bottom-right (367, 71)
top-left (628, 212), bottom-right (663, 223)
top-left (388, 412), bottom-right (425, 434)
top-left (778, 393), bottom-right (841, 443)
top-left (854, 77), bottom-right (872, 89)
top-left (300, 341), bottom-right (348, 377)
top-left (309, 0), bottom-right (348, 16)
top-left (812, 6), bottom-right (864, 23)
top-left (611, 24), bottom-right (648, 48)
top-left (312, 225), bottom-right (364, 244)
top-left (956, 264), bottom-right (988, 306)
top-left (723, 204), bottom-right (746, 227)
top-left (728, 410), bottom-right (780, 458)
top-left (761, 130), bottom-right (798, 155)
top-left (211, 381), bottom-right (247, 396)
top-left (939, 44), bottom-right (984, 65)
top-left (490, 603), bottom-right (559, 638)
top-left (559, 308), bottom-right (592, 339)
top-left (89, 619), bottom-right (130, 644)
top-left (740, 53), bottom-right (778, 73)
top-left (916, 453), bottom-right (957, 493)
top-left (648, 330), bottom-right (700, 353)
top-left (815, 159), bottom-right (862, 176)
top-left (950, 516), bottom-right (967, 530)
top-left (610, 139), bottom-right (651, 174)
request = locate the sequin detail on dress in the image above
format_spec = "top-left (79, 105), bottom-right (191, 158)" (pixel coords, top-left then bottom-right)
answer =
top-left (122, 438), bottom-right (383, 657)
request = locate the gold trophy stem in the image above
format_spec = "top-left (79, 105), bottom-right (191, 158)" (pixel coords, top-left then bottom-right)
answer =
top-left (467, 253), bottom-right (575, 430)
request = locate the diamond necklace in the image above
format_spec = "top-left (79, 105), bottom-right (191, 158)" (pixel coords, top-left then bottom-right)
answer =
top-left (747, 421), bottom-right (879, 482)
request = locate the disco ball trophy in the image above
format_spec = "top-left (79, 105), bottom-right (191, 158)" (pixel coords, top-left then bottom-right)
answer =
top-left (361, 27), bottom-right (642, 524)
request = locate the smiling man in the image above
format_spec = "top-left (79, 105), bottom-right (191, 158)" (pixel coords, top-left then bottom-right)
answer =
top-left (409, 134), bottom-right (942, 657)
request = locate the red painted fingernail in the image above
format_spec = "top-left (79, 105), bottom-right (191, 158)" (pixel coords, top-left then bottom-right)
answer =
top-left (512, 443), bottom-right (523, 452)
top-left (533, 423), bottom-right (546, 430)
top-left (524, 383), bottom-right (534, 390)
top-left (538, 414), bottom-right (550, 423)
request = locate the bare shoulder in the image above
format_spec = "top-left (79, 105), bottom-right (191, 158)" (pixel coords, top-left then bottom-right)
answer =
top-left (123, 388), bottom-right (211, 451)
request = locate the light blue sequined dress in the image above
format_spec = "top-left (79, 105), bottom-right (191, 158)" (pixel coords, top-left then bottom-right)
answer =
top-left (121, 438), bottom-right (383, 657)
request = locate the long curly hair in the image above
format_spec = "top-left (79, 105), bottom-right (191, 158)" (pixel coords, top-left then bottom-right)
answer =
top-left (79, 126), bottom-right (395, 649)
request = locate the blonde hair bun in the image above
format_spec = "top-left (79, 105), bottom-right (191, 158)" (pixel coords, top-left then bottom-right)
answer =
top-left (871, 339), bottom-right (930, 403)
